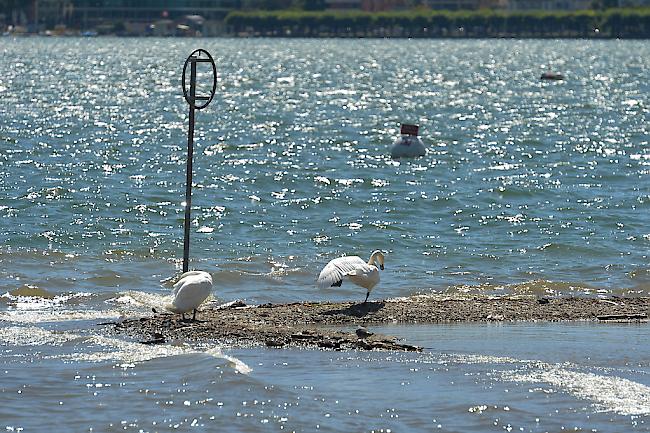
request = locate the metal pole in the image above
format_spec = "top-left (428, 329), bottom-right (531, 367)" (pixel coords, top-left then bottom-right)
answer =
top-left (182, 58), bottom-right (197, 273)
top-left (34, 0), bottom-right (39, 31)
top-left (180, 49), bottom-right (216, 274)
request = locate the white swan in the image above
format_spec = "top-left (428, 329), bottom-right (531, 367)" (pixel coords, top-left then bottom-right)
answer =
top-left (165, 271), bottom-right (213, 321)
top-left (316, 250), bottom-right (385, 303)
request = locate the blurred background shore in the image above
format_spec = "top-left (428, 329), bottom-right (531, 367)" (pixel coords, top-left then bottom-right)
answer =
top-left (1, 0), bottom-right (649, 38)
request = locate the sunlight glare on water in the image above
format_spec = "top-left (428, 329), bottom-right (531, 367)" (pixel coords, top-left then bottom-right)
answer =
top-left (0, 38), bottom-right (649, 302)
top-left (0, 38), bottom-right (649, 432)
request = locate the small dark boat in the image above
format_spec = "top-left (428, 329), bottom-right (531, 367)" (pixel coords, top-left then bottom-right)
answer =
top-left (540, 71), bottom-right (564, 81)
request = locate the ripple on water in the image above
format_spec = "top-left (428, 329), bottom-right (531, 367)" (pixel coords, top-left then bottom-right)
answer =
top-left (0, 324), bottom-right (251, 374)
top-left (1, 39), bottom-right (649, 299)
top-left (0, 40), bottom-right (649, 431)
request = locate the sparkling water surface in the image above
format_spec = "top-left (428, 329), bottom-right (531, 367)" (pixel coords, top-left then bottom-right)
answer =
top-left (1, 322), bottom-right (648, 432)
top-left (0, 38), bottom-right (649, 431)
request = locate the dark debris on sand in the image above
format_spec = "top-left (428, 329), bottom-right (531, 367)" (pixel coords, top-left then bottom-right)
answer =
top-left (105, 295), bottom-right (649, 352)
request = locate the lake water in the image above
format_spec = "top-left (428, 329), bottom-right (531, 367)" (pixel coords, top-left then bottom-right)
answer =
top-left (0, 38), bottom-right (649, 431)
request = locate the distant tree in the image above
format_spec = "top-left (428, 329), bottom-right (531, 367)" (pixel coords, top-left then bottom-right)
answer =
top-left (113, 21), bottom-right (126, 34)
top-left (225, 8), bottom-right (650, 39)
top-left (591, 0), bottom-right (619, 10)
top-left (291, 0), bottom-right (326, 10)
top-left (0, 0), bottom-right (27, 24)
top-left (248, 0), bottom-right (293, 10)
top-left (0, 0), bottom-right (21, 14)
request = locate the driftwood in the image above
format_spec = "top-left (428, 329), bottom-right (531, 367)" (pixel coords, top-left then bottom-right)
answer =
top-left (597, 313), bottom-right (648, 321)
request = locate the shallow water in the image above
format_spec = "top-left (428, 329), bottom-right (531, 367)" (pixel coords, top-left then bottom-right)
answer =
top-left (1, 38), bottom-right (649, 301)
top-left (1, 321), bottom-right (648, 432)
top-left (0, 38), bottom-right (649, 431)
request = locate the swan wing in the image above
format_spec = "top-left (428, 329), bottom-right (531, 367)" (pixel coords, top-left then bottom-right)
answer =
top-left (172, 271), bottom-right (212, 296)
top-left (172, 278), bottom-right (185, 296)
top-left (348, 264), bottom-right (380, 290)
top-left (167, 275), bottom-right (213, 313)
top-left (347, 263), bottom-right (376, 277)
top-left (317, 256), bottom-right (367, 289)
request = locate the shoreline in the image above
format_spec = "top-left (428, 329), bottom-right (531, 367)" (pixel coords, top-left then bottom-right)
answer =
top-left (3, 34), bottom-right (650, 40)
top-left (108, 295), bottom-right (649, 352)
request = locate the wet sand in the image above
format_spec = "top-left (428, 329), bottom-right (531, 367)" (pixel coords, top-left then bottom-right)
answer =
top-left (108, 295), bottom-right (650, 352)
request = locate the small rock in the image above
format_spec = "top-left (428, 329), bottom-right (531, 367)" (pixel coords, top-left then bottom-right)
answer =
top-left (318, 340), bottom-right (340, 349)
top-left (290, 332), bottom-right (318, 340)
top-left (355, 326), bottom-right (374, 339)
top-left (356, 339), bottom-right (373, 350)
top-left (265, 339), bottom-right (285, 348)
top-left (218, 300), bottom-right (247, 309)
top-left (140, 332), bottom-right (165, 345)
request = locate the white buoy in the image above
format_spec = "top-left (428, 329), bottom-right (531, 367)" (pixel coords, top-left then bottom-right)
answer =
top-left (390, 123), bottom-right (426, 158)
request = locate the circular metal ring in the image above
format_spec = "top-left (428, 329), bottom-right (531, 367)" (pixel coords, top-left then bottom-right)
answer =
top-left (182, 48), bottom-right (217, 110)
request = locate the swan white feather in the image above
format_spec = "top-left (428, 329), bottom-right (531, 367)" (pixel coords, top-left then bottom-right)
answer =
top-left (171, 270), bottom-right (210, 297)
top-left (317, 250), bottom-right (385, 302)
top-left (165, 271), bottom-right (213, 319)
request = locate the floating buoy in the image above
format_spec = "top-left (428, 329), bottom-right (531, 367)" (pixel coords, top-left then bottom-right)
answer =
top-left (390, 123), bottom-right (426, 159)
top-left (540, 71), bottom-right (564, 81)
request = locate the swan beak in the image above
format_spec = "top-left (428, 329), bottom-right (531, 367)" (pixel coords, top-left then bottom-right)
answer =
top-left (380, 264), bottom-right (384, 270)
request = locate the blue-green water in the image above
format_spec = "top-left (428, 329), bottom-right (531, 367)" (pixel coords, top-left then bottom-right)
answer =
top-left (0, 38), bottom-right (649, 431)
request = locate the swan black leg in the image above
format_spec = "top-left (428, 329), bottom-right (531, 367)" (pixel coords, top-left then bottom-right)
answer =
top-left (181, 312), bottom-right (186, 321)
top-left (364, 291), bottom-right (370, 303)
top-left (192, 309), bottom-right (197, 321)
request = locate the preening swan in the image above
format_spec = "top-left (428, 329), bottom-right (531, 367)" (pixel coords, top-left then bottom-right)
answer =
top-left (317, 250), bottom-right (385, 303)
top-left (165, 271), bottom-right (213, 321)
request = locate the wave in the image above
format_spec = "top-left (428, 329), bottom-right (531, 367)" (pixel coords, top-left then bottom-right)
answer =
top-left (442, 279), bottom-right (641, 297)
top-left (436, 353), bottom-right (650, 416)
top-left (351, 350), bottom-right (650, 417)
top-left (6, 284), bottom-right (57, 299)
top-left (0, 285), bottom-right (95, 312)
top-left (78, 334), bottom-right (252, 375)
top-left (0, 325), bottom-right (80, 346)
top-left (0, 309), bottom-right (124, 324)
top-left (0, 287), bottom-right (160, 324)
top-left (0, 325), bottom-right (252, 375)
top-left (503, 364), bottom-right (650, 416)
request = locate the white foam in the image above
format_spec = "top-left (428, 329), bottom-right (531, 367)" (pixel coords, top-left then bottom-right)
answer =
top-left (439, 353), bottom-right (525, 365)
top-left (75, 335), bottom-right (199, 366)
top-left (1, 290), bottom-right (91, 309)
top-left (503, 366), bottom-right (650, 416)
top-left (416, 352), bottom-right (650, 416)
top-left (108, 290), bottom-right (170, 312)
top-left (205, 347), bottom-right (253, 375)
top-left (0, 309), bottom-right (124, 324)
top-left (0, 326), bottom-right (77, 346)
top-left (0, 325), bottom-right (251, 375)
top-left (63, 335), bottom-right (253, 375)
top-left (0, 290), bottom-right (122, 324)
